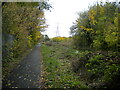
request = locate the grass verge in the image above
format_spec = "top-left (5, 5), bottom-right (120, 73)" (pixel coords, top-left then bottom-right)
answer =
top-left (41, 42), bottom-right (88, 88)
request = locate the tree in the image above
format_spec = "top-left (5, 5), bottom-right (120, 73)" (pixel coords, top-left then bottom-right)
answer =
top-left (44, 34), bottom-right (50, 41)
top-left (2, 2), bottom-right (51, 72)
top-left (70, 2), bottom-right (119, 51)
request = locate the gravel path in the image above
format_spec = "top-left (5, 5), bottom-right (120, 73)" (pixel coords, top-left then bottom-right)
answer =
top-left (2, 43), bottom-right (41, 88)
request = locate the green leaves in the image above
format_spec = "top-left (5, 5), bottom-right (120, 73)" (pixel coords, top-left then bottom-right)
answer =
top-left (2, 2), bottom-right (51, 78)
top-left (71, 2), bottom-right (119, 51)
top-left (2, 2), bottom-right (46, 56)
top-left (103, 64), bottom-right (120, 82)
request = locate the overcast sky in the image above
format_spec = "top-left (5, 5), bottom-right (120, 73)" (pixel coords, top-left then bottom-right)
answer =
top-left (43, 0), bottom-right (117, 38)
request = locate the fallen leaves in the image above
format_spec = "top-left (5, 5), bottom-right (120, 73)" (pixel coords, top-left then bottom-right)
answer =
top-left (41, 43), bottom-right (88, 88)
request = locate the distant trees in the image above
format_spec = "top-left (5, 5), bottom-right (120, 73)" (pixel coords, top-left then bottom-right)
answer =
top-left (52, 37), bottom-right (68, 42)
top-left (44, 34), bottom-right (50, 41)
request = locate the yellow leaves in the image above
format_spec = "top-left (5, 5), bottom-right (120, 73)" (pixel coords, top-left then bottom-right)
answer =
top-left (88, 10), bottom-right (97, 25)
top-left (27, 36), bottom-right (32, 40)
top-left (34, 31), bottom-right (41, 40)
top-left (93, 40), bottom-right (102, 48)
top-left (89, 15), bottom-right (94, 20)
top-left (36, 25), bottom-right (46, 29)
top-left (88, 10), bottom-right (96, 19)
top-left (80, 26), bottom-right (93, 31)
top-left (114, 16), bottom-right (118, 26)
top-left (52, 37), bottom-right (67, 42)
top-left (90, 10), bottom-right (96, 16)
top-left (112, 32), bottom-right (116, 36)
top-left (36, 26), bottom-right (41, 29)
top-left (105, 32), bottom-right (118, 47)
top-left (48, 85), bottom-right (53, 88)
top-left (100, 7), bottom-right (104, 15)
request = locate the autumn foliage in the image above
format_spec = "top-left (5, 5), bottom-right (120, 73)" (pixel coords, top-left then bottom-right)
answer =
top-left (70, 2), bottom-right (120, 88)
top-left (52, 37), bottom-right (69, 42)
top-left (2, 2), bottom-right (51, 77)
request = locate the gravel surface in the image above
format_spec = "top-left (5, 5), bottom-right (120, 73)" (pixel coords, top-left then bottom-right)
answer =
top-left (2, 43), bottom-right (41, 88)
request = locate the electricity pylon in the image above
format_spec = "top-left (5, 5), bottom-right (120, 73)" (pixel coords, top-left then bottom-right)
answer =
top-left (56, 22), bottom-right (60, 37)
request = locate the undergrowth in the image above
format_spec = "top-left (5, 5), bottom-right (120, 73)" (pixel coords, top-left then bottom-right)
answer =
top-left (41, 41), bottom-right (120, 89)
top-left (41, 42), bottom-right (88, 88)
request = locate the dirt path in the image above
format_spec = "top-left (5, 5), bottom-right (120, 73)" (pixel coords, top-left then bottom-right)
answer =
top-left (2, 43), bottom-right (41, 88)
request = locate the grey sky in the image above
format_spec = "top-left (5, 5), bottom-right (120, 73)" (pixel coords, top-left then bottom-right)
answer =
top-left (43, 0), bottom-right (117, 38)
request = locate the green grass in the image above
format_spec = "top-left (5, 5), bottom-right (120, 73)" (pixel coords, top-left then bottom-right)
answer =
top-left (41, 42), bottom-right (89, 88)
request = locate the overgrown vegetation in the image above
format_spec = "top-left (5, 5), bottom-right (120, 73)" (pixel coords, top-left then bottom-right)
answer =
top-left (70, 2), bottom-right (120, 88)
top-left (70, 2), bottom-right (119, 51)
top-left (2, 1), bottom-right (120, 89)
top-left (2, 2), bottom-right (51, 78)
top-left (41, 39), bottom-right (120, 88)
top-left (41, 1), bottom-right (120, 89)
top-left (51, 37), bottom-right (70, 42)
top-left (41, 39), bottom-right (88, 88)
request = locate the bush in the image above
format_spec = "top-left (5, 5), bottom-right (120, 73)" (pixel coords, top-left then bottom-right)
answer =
top-left (52, 37), bottom-right (67, 42)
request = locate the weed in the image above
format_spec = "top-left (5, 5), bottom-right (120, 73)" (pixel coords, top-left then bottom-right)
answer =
top-left (41, 43), bottom-right (88, 88)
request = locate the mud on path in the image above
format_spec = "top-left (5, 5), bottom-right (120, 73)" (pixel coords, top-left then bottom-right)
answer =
top-left (2, 43), bottom-right (42, 88)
